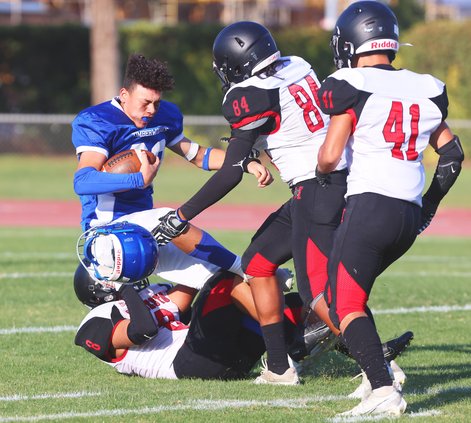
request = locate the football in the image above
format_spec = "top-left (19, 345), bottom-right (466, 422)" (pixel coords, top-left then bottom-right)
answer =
top-left (102, 150), bottom-right (156, 174)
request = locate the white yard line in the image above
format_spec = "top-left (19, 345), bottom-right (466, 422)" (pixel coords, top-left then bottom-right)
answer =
top-left (329, 409), bottom-right (442, 422)
top-left (385, 271), bottom-right (471, 278)
top-left (1, 303), bottom-right (471, 336)
top-left (0, 272), bottom-right (73, 279)
top-left (0, 252), bottom-right (75, 259)
top-left (0, 396), bottom-right (445, 422)
top-left (0, 325), bottom-right (76, 335)
top-left (0, 396), bottom-right (348, 422)
top-left (372, 304), bottom-right (471, 315)
top-left (0, 391), bottom-right (101, 402)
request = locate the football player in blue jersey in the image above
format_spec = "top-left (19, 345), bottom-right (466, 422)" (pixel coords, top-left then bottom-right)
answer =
top-left (72, 53), bottom-right (272, 291)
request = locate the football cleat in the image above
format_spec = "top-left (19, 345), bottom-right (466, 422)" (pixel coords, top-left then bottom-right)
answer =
top-left (288, 316), bottom-right (334, 362)
top-left (335, 331), bottom-right (414, 362)
top-left (348, 360), bottom-right (407, 400)
top-left (254, 357), bottom-right (300, 385)
top-left (340, 386), bottom-right (407, 417)
top-left (382, 331), bottom-right (414, 362)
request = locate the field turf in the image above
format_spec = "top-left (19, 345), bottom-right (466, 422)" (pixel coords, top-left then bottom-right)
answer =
top-left (0, 155), bottom-right (470, 421)
top-left (0, 228), bottom-right (470, 422)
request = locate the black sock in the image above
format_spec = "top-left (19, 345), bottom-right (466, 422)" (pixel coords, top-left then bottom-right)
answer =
top-left (342, 316), bottom-right (392, 390)
top-left (261, 322), bottom-right (289, 375)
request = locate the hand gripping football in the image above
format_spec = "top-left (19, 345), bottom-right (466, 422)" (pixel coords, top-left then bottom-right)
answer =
top-left (102, 150), bottom-right (156, 174)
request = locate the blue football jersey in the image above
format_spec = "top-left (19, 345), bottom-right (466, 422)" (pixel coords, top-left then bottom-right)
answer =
top-left (72, 98), bottom-right (184, 229)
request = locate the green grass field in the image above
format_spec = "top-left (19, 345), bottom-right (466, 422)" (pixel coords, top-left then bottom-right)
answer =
top-left (0, 154), bottom-right (470, 207)
top-left (0, 154), bottom-right (470, 421)
top-left (0, 228), bottom-right (470, 422)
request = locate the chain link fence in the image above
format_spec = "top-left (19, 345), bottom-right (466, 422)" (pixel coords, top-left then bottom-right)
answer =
top-left (0, 114), bottom-right (469, 163)
top-left (0, 114), bottom-right (229, 155)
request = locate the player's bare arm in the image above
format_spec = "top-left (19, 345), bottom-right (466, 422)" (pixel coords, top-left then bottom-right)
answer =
top-left (317, 113), bottom-right (352, 174)
top-left (77, 150), bottom-right (107, 170)
top-left (169, 137), bottom-right (225, 170)
top-left (172, 137), bottom-right (272, 187)
top-left (429, 121), bottom-right (455, 150)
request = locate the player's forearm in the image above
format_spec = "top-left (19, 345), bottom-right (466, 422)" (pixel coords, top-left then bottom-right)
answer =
top-left (191, 146), bottom-right (226, 170)
top-left (179, 165), bottom-right (244, 220)
top-left (73, 167), bottom-right (144, 195)
top-left (178, 137), bottom-right (253, 220)
top-left (120, 285), bottom-right (158, 345)
top-left (317, 114), bottom-right (351, 173)
top-left (423, 135), bottom-right (464, 205)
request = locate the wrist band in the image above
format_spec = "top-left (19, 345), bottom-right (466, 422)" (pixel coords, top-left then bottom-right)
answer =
top-left (202, 147), bottom-right (213, 171)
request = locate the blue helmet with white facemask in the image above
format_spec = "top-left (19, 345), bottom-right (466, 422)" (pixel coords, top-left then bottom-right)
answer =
top-left (77, 221), bottom-right (159, 283)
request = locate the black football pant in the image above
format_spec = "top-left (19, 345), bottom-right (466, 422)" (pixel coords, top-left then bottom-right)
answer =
top-left (242, 170), bottom-right (347, 308)
top-left (326, 193), bottom-right (421, 328)
top-left (173, 270), bottom-right (303, 380)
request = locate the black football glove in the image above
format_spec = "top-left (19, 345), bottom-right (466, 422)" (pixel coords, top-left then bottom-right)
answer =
top-left (417, 197), bottom-right (439, 235)
top-left (151, 210), bottom-right (189, 246)
top-left (315, 165), bottom-right (330, 188)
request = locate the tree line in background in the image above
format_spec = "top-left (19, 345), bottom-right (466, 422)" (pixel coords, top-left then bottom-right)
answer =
top-left (0, 19), bottom-right (470, 119)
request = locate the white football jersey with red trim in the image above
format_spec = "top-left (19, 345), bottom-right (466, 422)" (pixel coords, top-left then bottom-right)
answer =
top-left (318, 66), bottom-right (448, 205)
top-left (224, 56), bottom-right (347, 186)
top-left (78, 284), bottom-right (188, 379)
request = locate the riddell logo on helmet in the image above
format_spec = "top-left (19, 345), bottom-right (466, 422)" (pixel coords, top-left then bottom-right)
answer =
top-left (115, 250), bottom-right (122, 275)
top-left (371, 40), bottom-right (398, 50)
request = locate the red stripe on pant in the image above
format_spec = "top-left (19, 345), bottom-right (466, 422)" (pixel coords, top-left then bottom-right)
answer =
top-left (306, 238), bottom-right (328, 300)
top-left (335, 261), bottom-right (368, 323)
top-left (201, 278), bottom-right (234, 317)
top-left (245, 252), bottom-right (278, 277)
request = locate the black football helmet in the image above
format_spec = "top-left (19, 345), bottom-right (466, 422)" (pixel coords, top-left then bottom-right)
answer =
top-left (331, 1), bottom-right (400, 69)
top-left (73, 263), bottom-right (119, 308)
top-left (212, 21), bottom-right (280, 89)
top-left (74, 264), bottom-right (150, 308)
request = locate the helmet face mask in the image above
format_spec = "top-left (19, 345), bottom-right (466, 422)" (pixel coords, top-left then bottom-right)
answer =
top-left (77, 221), bottom-right (159, 284)
top-left (212, 21), bottom-right (280, 90)
top-left (331, 1), bottom-right (400, 69)
top-left (73, 263), bottom-right (119, 308)
top-left (73, 263), bottom-right (150, 309)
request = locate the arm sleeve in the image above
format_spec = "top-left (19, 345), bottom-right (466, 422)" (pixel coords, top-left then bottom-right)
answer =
top-left (121, 285), bottom-right (159, 345)
top-left (73, 166), bottom-right (144, 195)
top-left (178, 85), bottom-right (277, 220)
top-left (179, 136), bottom-right (255, 220)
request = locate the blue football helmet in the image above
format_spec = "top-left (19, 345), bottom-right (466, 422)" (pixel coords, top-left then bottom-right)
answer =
top-left (77, 221), bottom-right (159, 283)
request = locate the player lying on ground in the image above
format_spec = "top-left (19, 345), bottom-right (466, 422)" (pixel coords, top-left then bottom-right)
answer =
top-left (74, 223), bottom-right (414, 385)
